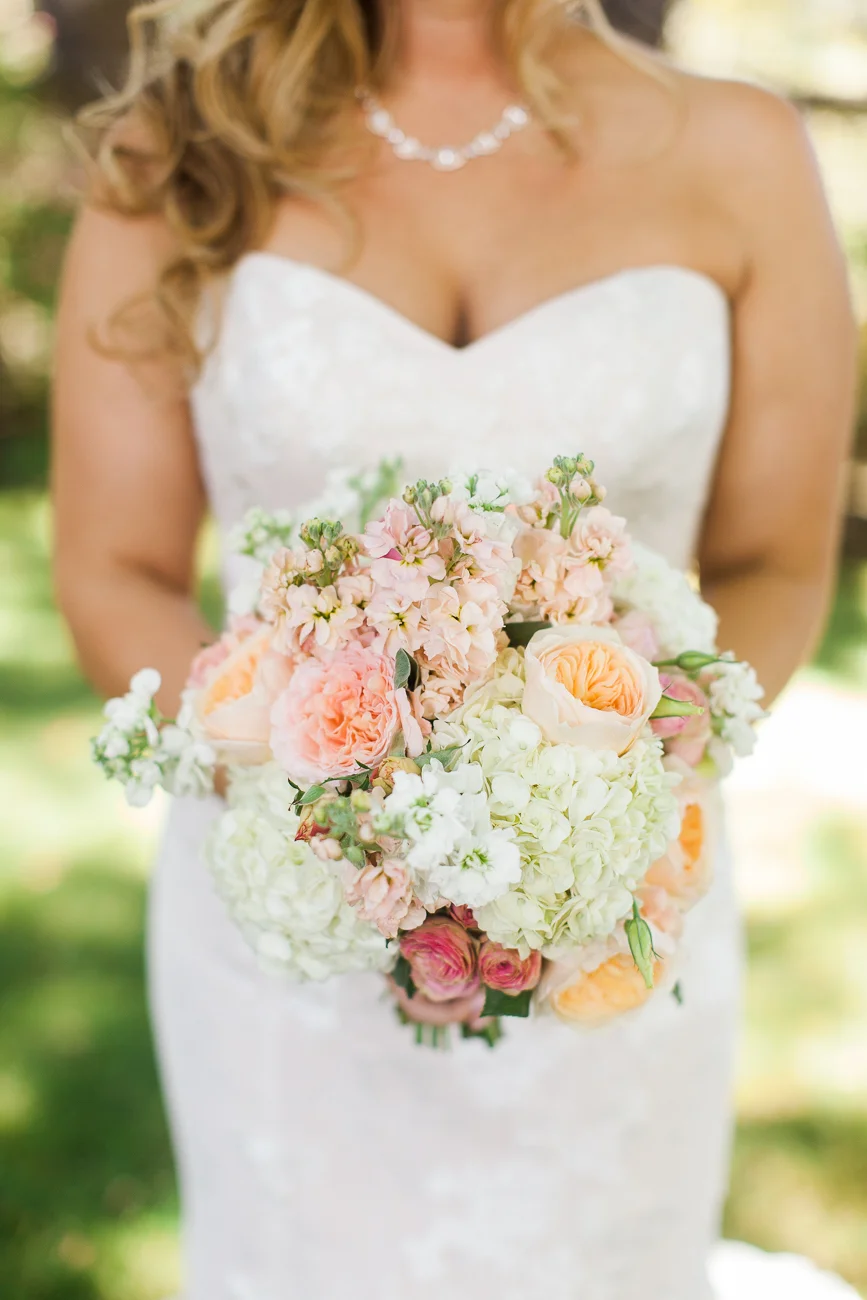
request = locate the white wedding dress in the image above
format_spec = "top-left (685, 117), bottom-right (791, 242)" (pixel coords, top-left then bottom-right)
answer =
top-left (148, 258), bottom-right (860, 1300)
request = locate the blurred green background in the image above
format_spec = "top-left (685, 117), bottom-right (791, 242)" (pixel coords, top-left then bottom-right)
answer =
top-left (1, 1), bottom-right (866, 1297)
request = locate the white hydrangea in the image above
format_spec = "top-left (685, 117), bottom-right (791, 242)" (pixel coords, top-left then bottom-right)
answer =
top-left (432, 650), bottom-right (682, 957)
top-left (207, 763), bottom-right (393, 980)
top-left (614, 541), bottom-right (718, 657)
top-left (706, 655), bottom-right (765, 758)
top-left (378, 760), bottom-right (522, 910)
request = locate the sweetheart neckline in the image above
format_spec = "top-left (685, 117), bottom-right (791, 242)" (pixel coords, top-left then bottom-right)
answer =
top-left (232, 252), bottom-right (731, 357)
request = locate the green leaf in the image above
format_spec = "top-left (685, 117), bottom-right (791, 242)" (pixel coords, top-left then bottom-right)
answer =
top-left (391, 954), bottom-right (416, 998)
top-left (416, 743), bottom-right (465, 772)
top-left (394, 648), bottom-right (420, 692)
top-left (672, 981), bottom-right (684, 1006)
top-left (481, 987), bottom-right (533, 1019)
top-left (297, 784), bottom-right (327, 807)
top-left (505, 621), bottom-right (551, 648)
top-left (461, 1019), bottom-right (504, 1048)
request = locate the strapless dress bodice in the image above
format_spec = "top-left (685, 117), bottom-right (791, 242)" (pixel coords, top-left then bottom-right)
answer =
top-left (191, 257), bottom-right (731, 571)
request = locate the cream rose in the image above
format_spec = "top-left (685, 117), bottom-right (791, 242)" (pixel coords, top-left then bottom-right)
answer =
top-left (194, 623), bottom-right (295, 765)
top-left (521, 625), bottom-right (662, 754)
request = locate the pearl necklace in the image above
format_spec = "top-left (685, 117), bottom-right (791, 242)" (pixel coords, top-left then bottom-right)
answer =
top-left (358, 92), bottom-right (531, 172)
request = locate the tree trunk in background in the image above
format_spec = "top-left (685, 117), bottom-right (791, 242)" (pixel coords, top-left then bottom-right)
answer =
top-left (39, 0), bottom-right (675, 113)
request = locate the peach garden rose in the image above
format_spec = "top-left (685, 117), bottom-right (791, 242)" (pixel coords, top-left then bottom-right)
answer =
top-left (540, 939), bottom-right (665, 1029)
top-left (193, 622), bottom-right (295, 765)
top-left (270, 644), bottom-right (422, 787)
top-left (645, 758), bottom-right (719, 908)
top-left (521, 625), bottom-right (662, 755)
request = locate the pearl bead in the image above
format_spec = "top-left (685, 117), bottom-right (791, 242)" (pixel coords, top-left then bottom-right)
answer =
top-left (432, 148), bottom-right (466, 171)
top-left (503, 105), bottom-right (530, 128)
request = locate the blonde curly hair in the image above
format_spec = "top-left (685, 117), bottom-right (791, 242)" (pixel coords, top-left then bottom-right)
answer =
top-left (78, 0), bottom-right (630, 366)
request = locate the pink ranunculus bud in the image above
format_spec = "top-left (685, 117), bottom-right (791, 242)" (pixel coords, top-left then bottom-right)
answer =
top-left (310, 837), bottom-right (343, 862)
top-left (651, 671), bottom-right (712, 767)
top-left (399, 915), bottom-right (480, 1003)
top-left (479, 940), bottom-right (543, 994)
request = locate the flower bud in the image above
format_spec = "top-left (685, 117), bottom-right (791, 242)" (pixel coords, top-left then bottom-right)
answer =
top-left (371, 755), bottom-right (422, 793)
top-left (310, 836), bottom-right (344, 862)
top-left (624, 900), bottom-right (657, 990)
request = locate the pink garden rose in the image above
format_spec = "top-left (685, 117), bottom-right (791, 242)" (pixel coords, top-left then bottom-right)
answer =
top-left (651, 671), bottom-right (712, 767)
top-left (388, 979), bottom-right (487, 1028)
top-left (344, 857), bottom-right (426, 940)
top-left (270, 645), bottom-right (422, 786)
top-left (192, 623), bottom-right (295, 764)
top-left (613, 609), bottom-right (661, 664)
top-left (449, 904), bottom-right (479, 930)
top-left (399, 915), bottom-right (480, 1003)
top-left (479, 940), bottom-right (543, 995)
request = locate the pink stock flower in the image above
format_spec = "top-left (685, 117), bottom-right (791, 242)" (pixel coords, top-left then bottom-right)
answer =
top-left (513, 528), bottom-right (613, 624)
top-left (259, 547), bottom-right (305, 623)
top-left (478, 940), bottom-right (543, 994)
top-left (344, 857), bottom-right (426, 939)
top-left (449, 904), bottom-right (479, 930)
top-left (365, 588), bottom-right (423, 656)
top-left (419, 583), bottom-right (501, 683)
top-left (270, 582), bottom-right (368, 656)
top-left (651, 672), bottom-right (712, 767)
top-left (570, 506), bottom-right (632, 580)
top-left (399, 915), bottom-right (480, 1003)
top-left (270, 645), bottom-right (421, 786)
top-left (365, 501), bottom-right (446, 599)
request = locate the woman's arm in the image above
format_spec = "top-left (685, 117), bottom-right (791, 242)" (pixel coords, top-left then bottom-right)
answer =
top-left (53, 205), bottom-right (214, 715)
top-left (695, 85), bottom-right (858, 704)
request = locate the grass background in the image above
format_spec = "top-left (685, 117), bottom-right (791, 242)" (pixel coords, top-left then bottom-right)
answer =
top-left (1, 1), bottom-right (867, 1296)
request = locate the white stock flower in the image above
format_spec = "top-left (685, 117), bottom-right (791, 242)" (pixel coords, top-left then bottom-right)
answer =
top-left (379, 759), bottom-right (521, 909)
top-left (613, 542), bottom-right (718, 657)
top-left (207, 764), bottom-right (393, 981)
top-left (705, 656), bottom-right (765, 759)
top-left (129, 668), bottom-right (162, 700)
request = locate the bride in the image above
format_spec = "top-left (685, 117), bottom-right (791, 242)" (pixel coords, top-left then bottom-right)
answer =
top-left (52, 1), bottom-right (857, 1297)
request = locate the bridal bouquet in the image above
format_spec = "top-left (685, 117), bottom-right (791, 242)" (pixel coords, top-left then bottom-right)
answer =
top-left (92, 454), bottom-right (764, 1045)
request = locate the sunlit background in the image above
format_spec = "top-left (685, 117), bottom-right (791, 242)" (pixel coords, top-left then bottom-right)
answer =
top-left (1, 1), bottom-right (866, 1296)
